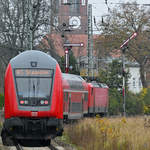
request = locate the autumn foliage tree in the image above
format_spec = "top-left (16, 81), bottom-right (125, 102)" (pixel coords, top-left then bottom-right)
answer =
top-left (96, 1), bottom-right (150, 88)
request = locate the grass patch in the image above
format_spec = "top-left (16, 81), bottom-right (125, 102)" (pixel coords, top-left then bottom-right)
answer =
top-left (64, 117), bottom-right (150, 150)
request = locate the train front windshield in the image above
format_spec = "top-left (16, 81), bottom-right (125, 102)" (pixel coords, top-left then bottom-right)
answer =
top-left (14, 69), bottom-right (53, 106)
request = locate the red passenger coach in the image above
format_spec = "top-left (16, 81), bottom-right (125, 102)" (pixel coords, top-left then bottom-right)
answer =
top-left (62, 73), bottom-right (88, 120)
top-left (1, 50), bottom-right (63, 147)
top-left (88, 82), bottom-right (109, 116)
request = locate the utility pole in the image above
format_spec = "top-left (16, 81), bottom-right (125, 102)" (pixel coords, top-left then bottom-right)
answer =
top-left (87, 4), bottom-right (94, 78)
top-left (27, 0), bottom-right (33, 50)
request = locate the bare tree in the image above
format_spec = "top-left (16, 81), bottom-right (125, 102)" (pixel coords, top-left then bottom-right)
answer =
top-left (96, 1), bottom-right (150, 88)
top-left (0, 0), bottom-right (52, 93)
top-left (0, 0), bottom-right (51, 56)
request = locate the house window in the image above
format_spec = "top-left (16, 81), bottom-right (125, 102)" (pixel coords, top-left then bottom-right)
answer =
top-left (70, 0), bottom-right (80, 15)
top-left (54, 16), bottom-right (59, 27)
top-left (63, 0), bottom-right (67, 3)
top-left (133, 78), bottom-right (136, 87)
top-left (82, 0), bottom-right (86, 5)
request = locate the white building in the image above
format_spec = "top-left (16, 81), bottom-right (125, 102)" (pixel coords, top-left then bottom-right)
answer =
top-left (78, 55), bottom-right (143, 93)
top-left (127, 64), bottom-right (143, 93)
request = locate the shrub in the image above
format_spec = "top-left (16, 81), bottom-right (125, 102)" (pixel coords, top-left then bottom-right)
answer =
top-left (0, 94), bottom-right (4, 109)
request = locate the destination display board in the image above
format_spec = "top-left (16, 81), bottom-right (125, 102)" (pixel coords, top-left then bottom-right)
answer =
top-left (15, 69), bottom-right (53, 77)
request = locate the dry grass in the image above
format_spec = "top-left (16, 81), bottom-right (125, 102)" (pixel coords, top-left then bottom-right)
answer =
top-left (64, 116), bottom-right (150, 150)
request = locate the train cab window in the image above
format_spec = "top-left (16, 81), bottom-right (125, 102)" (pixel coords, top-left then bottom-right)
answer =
top-left (64, 92), bottom-right (68, 101)
top-left (14, 69), bottom-right (53, 106)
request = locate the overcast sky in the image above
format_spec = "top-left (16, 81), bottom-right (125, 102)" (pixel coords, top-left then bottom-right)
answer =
top-left (88, 0), bottom-right (150, 33)
top-left (88, 0), bottom-right (150, 17)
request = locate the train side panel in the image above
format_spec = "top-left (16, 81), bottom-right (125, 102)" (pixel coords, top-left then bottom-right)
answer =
top-left (4, 64), bottom-right (19, 119)
top-left (88, 82), bottom-right (109, 116)
top-left (94, 87), bottom-right (109, 114)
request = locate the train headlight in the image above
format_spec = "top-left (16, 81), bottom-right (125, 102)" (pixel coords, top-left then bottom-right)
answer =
top-left (40, 100), bottom-right (48, 105)
top-left (40, 100), bottom-right (45, 105)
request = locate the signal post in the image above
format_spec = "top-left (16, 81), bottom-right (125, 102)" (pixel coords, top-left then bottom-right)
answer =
top-left (63, 43), bottom-right (84, 73)
top-left (120, 32), bottom-right (137, 116)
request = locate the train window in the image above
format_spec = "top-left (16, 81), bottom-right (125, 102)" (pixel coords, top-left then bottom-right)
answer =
top-left (15, 70), bottom-right (54, 106)
top-left (16, 78), bottom-right (52, 101)
top-left (15, 69), bottom-right (53, 77)
top-left (64, 92), bottom-right (68, 101)
top-left (68, 80), bottom-right (84, 90)
top-left (84, 93), bottom-right (88, 101)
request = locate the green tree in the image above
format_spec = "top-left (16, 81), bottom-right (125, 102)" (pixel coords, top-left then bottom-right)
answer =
top-left (140, 88), bottom-right (150, 114)
top-left (0, 94), bottom-right (4, 109)
top-left (99, 59), bottom-right (145, 115)
top-left (96, 1), bottom-right (150, 88)
top-left (0, 0), bottom-right (53, 92)
top-left (98, 60), bottom-right (129, 89)
top-left (125, 91), bottom-right (144, 115)
top-left (98, 60), bottom-right (131, 115)
top-left (108, 88), bottom-right (122, 115)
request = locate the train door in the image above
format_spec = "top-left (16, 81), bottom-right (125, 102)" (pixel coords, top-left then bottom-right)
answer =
top-left (68, 93), bottom-right (71, 114)
top-left (63, 92), bottom-right (69, 116)
top-left (93, 88), bottom-right (96, 116)
top-left (83, 93), bottom-right (88, 115)
top-left (68, 92), bottom-right (83, 119)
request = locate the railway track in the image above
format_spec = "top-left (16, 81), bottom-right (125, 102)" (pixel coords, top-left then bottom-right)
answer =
top-left (8, 142), bottom-right (64, 150)
top-left (7, 144), bottom-right (64, 150)
top-left (0, 137), bottom-right (65, 150)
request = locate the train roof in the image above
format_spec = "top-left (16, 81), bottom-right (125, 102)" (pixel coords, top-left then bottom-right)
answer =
top-left (10, 50), bottom-right (57, 69)
top-left (62, 73), bottom-right (88, 91)
top-left (90, 81), bottom-right (108, 88)
top-left (62, 73), bottom-right (85, 82)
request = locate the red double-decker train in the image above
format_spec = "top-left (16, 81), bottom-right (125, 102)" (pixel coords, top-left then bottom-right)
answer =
top-left (1, 50), bottom-right (108, 147)
top-left (62, 73), bottom-right (89, 121)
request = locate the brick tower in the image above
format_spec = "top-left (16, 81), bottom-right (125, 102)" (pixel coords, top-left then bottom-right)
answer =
top-left (47, 0), bottom-right (88, 67)
top-left (52, 0), bottom-right (88, 34)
